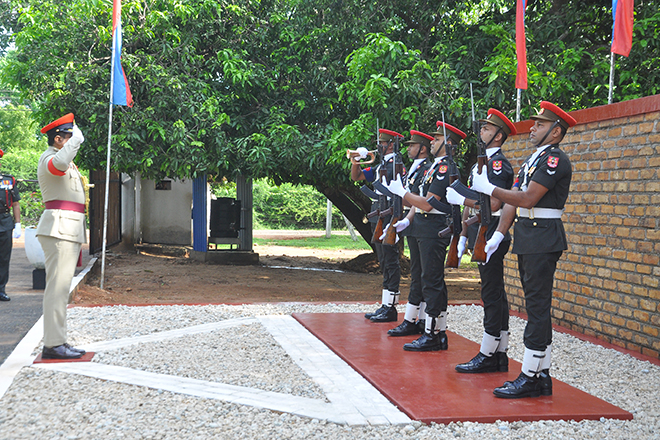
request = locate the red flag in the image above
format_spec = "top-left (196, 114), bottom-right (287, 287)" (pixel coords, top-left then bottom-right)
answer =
top-left (515, 0), bottom-right (527, 90)
top-left (111, 0), bottom-right (133, 106)
top-left (611, 0), bottom-right (634, 57)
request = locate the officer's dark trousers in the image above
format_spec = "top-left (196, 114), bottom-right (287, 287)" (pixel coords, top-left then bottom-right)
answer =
top-left (478, 238), bottom-right (510, 337)
top-left (372, 223), bottom-right (400, 292)
top-left (417, 236), bottom-right (450, 318)
top-left (517, 251), bottom-right (562, 351)
top-left (406, 236), bottom-right (423, 305)
top-left (0, 230), bottom-right (11, 293)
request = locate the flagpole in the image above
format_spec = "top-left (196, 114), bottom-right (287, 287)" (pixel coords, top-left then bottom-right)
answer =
top-left (100, 26), bottom-right (117, 290)
top-left (608, 52), bottom-right (616, 105)
top-left (516, 88), bottom-right (521, 122)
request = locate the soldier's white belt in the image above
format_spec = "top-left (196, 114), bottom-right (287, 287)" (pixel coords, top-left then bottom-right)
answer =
top-left (518, 207), bottom-right (563, 219)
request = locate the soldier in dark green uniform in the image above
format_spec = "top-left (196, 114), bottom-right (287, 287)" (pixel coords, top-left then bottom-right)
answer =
top-left (0, 149), bottom-right (22, 302)
top-left (446, 108), bottom-right (516, 373)
top-left (471, 101), bottom-right (577, 398)
top-left (385, 123), bottom-right (467, 351)
top-left (387, 131), bottom-right (432, 336)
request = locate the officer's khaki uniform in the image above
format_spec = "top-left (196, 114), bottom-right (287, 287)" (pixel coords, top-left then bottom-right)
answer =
top-left (36, 139), bottom-right (86, 348)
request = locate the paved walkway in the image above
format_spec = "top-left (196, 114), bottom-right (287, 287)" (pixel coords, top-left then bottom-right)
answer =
top-left (0, 231), bottom-right (93, 365)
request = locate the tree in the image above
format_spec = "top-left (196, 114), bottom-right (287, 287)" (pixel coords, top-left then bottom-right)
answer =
top-left (3, 0), bottom-right (659, 244)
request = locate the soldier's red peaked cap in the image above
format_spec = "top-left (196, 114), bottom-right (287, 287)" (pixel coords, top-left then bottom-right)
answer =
top-left (404, 130), bottom-right (433, 149)
top-left (479, 108), bottom-right (517, 136)
top-left (431, 121), bottom-right (467, 145)
top-left (378, 128), bottom-right (404, 143)
top-left (530, 101), bottom-right (577, 130)
top-left (40, 113), bottom-right (75, 134)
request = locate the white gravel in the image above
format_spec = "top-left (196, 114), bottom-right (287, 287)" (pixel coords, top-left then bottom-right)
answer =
top-left (1, 303), bottom-right (659, 440)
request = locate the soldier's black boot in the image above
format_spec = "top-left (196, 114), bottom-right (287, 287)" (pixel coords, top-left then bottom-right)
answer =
top-left (403, 317), bottom-right (448, 351)
top-left (496, 351), bottom-right (509, 372)
top-left (364, 305), bottom-right (387, 320)
top-left (370, 305), bottom-right (398, 322)
top-left (455, 352), bottom-right (499, 373)
top-left (388, 319), bottom-right (422, 336)
top-left (539, 369), bottom-right (553, 396)
top-left (493, 372), bottom-right (541, 399)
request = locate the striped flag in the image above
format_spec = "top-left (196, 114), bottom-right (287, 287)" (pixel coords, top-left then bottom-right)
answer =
top-left (515, 0), bottom-right (527, 90)
top-left (611, 0), bottom-right (634, 57)
top-left (111, 0), bottom-right (133, 106)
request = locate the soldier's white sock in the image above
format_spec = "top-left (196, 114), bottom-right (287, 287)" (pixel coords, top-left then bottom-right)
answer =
top-left (403, 303), bottom-right (420, 323)
top-left (521, 348), bottom-right (545, 377)
top-left (480, 332), bottom-right (499, 357)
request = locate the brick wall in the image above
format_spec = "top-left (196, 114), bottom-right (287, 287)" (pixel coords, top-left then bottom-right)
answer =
top-left (502, 94), bottom-right (660, 358)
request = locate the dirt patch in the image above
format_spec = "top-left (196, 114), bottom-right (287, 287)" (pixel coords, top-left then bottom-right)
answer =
top-left (74, 246), bottom-right (482, 306)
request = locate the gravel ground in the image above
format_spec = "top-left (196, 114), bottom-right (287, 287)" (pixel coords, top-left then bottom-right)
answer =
top-left (0, 303), bottom-right (658, 440)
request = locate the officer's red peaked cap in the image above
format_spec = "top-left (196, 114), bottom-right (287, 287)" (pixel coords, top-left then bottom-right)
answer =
top-left (431, 121), bottom-right (467, 144)
top-left (40, 113), bottom-right (75, 134)
top-left (480, 108), bottom-right (517, 136)
top-left (530, 102), bottom-right (577, 130)
top-left (378, 128), bottom-right (404, 143)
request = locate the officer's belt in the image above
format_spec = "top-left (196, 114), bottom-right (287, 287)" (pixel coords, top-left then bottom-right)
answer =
top-left (45, 200), bottom-right (86, 214)
top-left (518, 207), bottom-right (563, 219)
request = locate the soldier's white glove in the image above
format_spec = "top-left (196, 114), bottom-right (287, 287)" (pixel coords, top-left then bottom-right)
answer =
top-left (484, 231), bottom-right (504, 263)
top-left (393, 218), bottom-right (410, 232)
top-left (471, 165), bottom-right (495, 196)
top-left (13, 222), bottom-right (21, 239)
top-left (446, 187), bottom-right (466, 206)
top-left (384, 175), bottom-right (407, 198)
top-left (457, 235), bottom-right (467, 264)
top-left (379, 223), bottom-right (399, 244)
top-left (356, 147), bottom-right (369, 159)
top-left (66, 126), bottom-right (85, 148)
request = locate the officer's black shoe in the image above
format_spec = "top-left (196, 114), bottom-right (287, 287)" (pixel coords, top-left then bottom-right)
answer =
top-left (403, 331), bottom-right (448, 351)
top-left (387, 319), bottom-right (422, 336)
top-left (42, 345), bottom-right (84, 360)
top-left (539, 369), bottom-right (553, 396)
top-left (0, 292), bottom-right (9, 301)
top-left (496, 351), bottom-right (509, 372)
top-left (370, 306), bottom-right (398, 323)
top-left (493, 372), bottom-right (542, 399)
top-left (455, 352), bottom-right (499, 373)
top-left (63, 343), bottom-right (86, 355)
top-left (364, 305), bottom-right (387, 319)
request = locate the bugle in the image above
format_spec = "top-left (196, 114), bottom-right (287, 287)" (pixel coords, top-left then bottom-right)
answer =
top-left (346, 148), bottom-right (377, 165)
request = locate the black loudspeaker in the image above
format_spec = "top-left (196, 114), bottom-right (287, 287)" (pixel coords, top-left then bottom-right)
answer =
top-left (33, 268), bottom-right (46, 290)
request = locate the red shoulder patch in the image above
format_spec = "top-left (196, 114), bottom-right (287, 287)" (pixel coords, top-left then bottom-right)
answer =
top-left (438, 165), bottom-right (448, 174)
top-left (547, 156), bottom-right (559, 168)
top-left (492, 160), bottom-right (502, 171)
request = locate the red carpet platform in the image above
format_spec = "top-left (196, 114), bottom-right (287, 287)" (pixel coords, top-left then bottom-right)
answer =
top-left (293, 313), bottom-right (632, 424)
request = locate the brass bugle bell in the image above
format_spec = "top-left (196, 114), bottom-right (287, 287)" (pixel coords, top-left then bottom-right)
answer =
top-left (346, 148), bottom-right (377, 165)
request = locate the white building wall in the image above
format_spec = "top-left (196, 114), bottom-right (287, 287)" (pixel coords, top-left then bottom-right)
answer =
top-left (140, 179), bottom-right (192, 245)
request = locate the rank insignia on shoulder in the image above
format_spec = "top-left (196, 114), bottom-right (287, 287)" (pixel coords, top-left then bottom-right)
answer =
top-left (492, 160), bottom-right (502, 171)
top-left (438, 165), bottom-right (448, 174)
top-left (547, 156), bottom-right (559, 168)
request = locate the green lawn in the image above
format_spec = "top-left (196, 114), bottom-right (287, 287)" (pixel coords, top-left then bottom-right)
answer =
top-left (253, 233), bottom-right (478, 268)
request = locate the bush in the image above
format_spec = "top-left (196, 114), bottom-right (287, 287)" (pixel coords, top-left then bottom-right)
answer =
top-left (211, 178), bottom-right (346, 230)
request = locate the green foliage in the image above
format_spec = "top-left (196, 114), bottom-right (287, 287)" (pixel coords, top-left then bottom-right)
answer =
top-left (254, 235), bottom-right (370, 251)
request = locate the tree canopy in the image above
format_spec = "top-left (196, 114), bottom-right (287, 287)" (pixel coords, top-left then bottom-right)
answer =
top-left (2, 0), bottom-right (659, 241)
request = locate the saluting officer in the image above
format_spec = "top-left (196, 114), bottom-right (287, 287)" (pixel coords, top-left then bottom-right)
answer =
top-left (385, 123), bottom-right (467, 351)
top-left (351, 129), bottom-right (404, 323)
top-left (446, 108), bottom-right (516, 373)
top-left (387, 131), bottom-right (432, 336)
top-left (471, 101), bottom-right (576, 398)
top-left (37, 113), bottom-right (88, 359)
top-left (0, 149), bottom-right (22, 302)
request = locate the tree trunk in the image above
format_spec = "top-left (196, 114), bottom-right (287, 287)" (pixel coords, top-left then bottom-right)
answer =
top-left (317, 183), bottom-right (375, 251)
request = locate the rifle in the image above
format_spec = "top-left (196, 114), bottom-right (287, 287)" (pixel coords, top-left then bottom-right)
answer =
top-left (470, 83), bottom-right (491, 263)
top-left (382, 135), bottom-right (404, 246)
top-left (436, 111), bottom-right (464, 268)
top-left (366, 120), bottom-right (391, 243)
